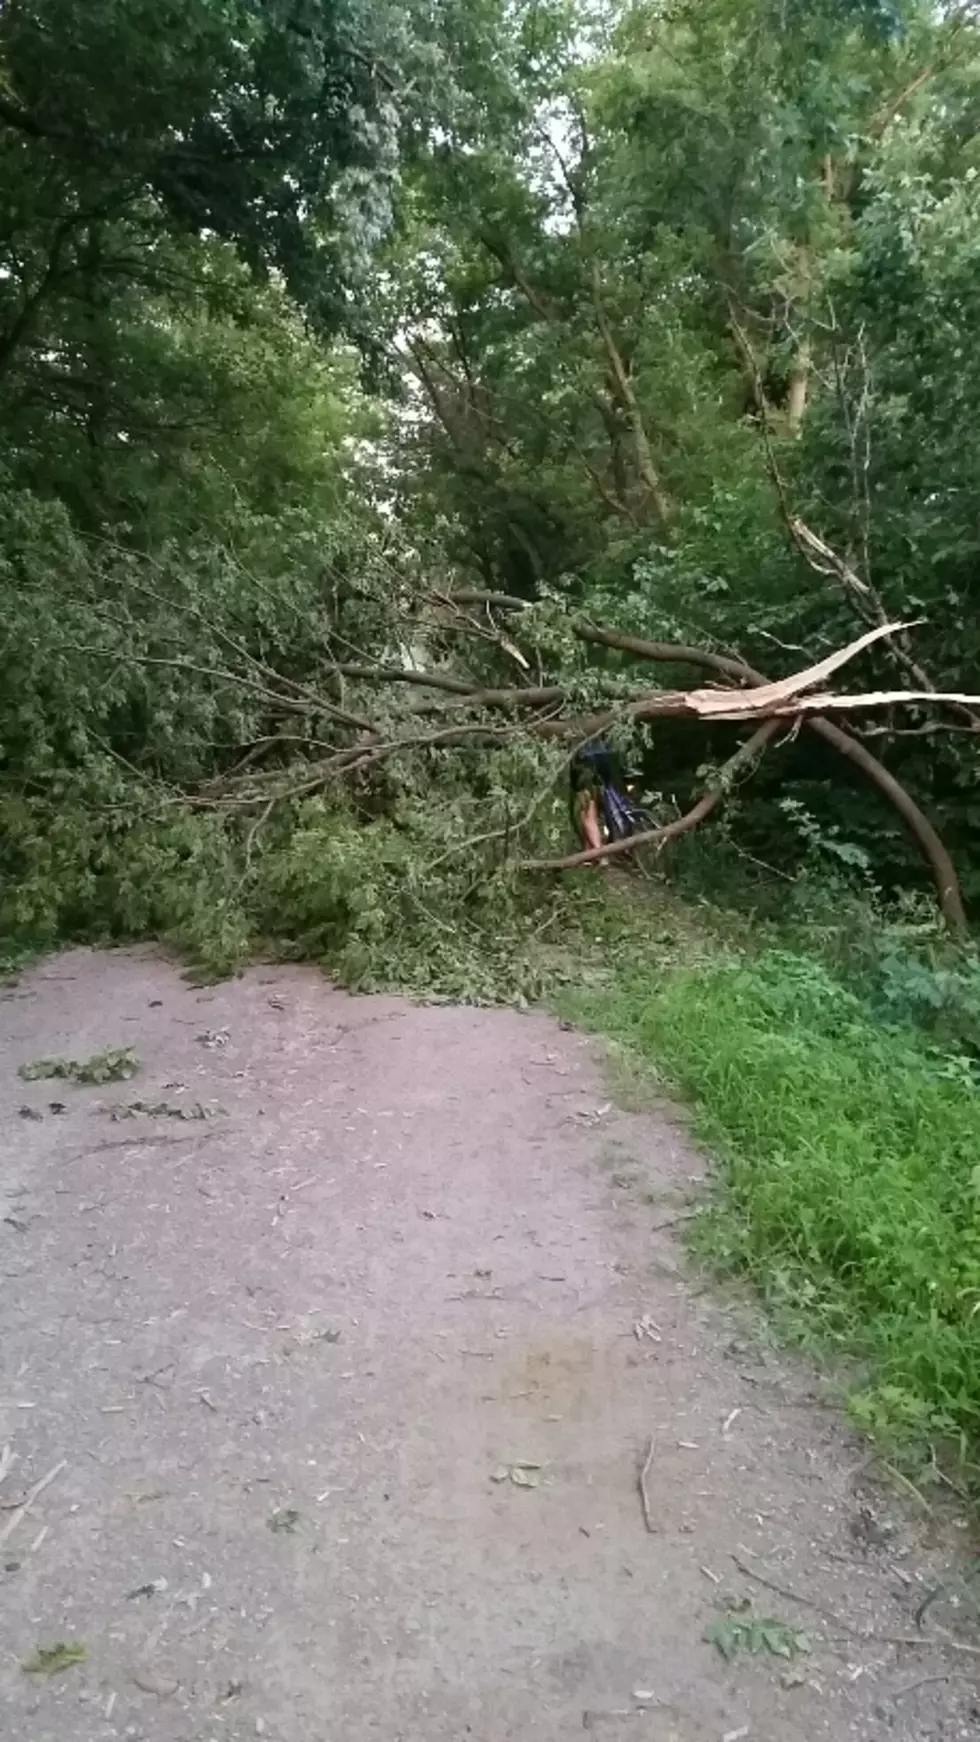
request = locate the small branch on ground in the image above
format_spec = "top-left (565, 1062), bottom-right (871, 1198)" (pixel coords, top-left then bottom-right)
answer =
top-left (0, 1459), bottom-right (67, 1549)
top-left (638, 1437), bottom-right (657, 1533)
top-left (733, 1555), bottom-right (980, 1656)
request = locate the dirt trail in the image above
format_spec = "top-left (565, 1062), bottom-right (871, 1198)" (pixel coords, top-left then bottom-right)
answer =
top-left (0, 949), bottom-right (975, 1741)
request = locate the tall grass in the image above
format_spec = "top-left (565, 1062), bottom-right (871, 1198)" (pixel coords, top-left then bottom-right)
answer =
top-left (576, 947), bottom-right (980, 1461)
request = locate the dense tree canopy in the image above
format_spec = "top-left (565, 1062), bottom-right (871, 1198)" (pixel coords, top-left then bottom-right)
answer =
top-left (385, 0), bottom-right (980, 890)
top-left (2, 0), bottom-right (980, 985)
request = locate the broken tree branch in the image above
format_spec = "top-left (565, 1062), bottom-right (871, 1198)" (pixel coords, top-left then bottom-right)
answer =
top-left (789, 517), bottom-right (980, 735)
top-left (724, 305), bottom-right (977, 732)
top-left (417, 684), bottom-right (568, 716)
top-left (574, 621), bottom-right (968, 930)
top-left (442, 588), bottom-right (529, 612)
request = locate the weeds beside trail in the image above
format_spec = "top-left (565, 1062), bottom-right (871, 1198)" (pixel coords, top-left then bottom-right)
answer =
top-left (570, 936), bottom-right (980, 1477)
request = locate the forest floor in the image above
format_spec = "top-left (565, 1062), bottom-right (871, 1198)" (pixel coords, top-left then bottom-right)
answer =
top-left (0, 947), bottom-right (977, 1742)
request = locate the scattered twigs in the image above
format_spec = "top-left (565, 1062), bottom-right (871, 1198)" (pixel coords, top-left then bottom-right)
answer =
top-left (650, 1208), bottom-right (701, 1233)
top-left (731, 1554), bottom-right (843, 1626)
top-left (732, 1555), bottom-right (980, 1657)
top-left (0, 1458), bottom-right (67, 1549)
top-left (638, 1437), bottom-right (657, 1533)
top-left (836, 1631), bottom-right (980, 1657)
top-left (889, 1672), bottom-right (969, 1701)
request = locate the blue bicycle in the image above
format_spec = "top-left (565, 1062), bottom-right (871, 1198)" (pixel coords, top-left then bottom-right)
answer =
top-left (570, 742), bottom-right (656, 849)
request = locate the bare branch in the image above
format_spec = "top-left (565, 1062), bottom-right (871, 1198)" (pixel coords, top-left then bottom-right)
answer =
top-left (789, 517), bottom-right (980, 734)
top-left (442, 588), bottom-right (529, 612)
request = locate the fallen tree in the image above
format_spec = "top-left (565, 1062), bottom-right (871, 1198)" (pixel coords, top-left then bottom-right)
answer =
top-left (58, 589), bottom-right (978, 932)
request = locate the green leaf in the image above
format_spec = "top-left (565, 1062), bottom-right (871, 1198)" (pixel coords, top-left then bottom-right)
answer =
top-left (704, 1617), bottom-right (742, 1661)
top-left (22, 1641), bottom-right (87, 1675)
top-left (267, 1507), bottom-right (301, 1534)
top-left (19, 1048), bottom-right (139, 1084)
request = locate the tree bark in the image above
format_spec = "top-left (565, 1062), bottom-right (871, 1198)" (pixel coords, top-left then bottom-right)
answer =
top-left (785, 332), bottom-right (811, 437)
top-left (590, 268), bottom-right (672, 525)
top-left (444, 588), bottom-right (529, 612)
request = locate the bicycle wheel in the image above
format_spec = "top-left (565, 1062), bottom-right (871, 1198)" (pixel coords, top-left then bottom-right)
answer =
top-left (600, 785), bottom-right (635, 841)
top-left (624, 802), bottom-right (657, 835)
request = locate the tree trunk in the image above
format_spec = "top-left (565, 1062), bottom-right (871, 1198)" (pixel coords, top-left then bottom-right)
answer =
top-left (591, 271), bottom-right (672, 525)
top-left (785, 333), bottom-right (811, 436)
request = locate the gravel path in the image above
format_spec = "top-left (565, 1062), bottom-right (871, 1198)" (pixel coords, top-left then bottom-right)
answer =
top-left (0, 948), bottom-right (975, 1741)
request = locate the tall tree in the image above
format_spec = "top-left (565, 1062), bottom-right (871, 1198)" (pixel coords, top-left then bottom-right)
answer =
top-left (0, 0), bottom-right (412, 394)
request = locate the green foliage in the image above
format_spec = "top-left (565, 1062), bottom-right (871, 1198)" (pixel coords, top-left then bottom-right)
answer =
top-left (383, 0), bottom-right (980, 899)
top-left (19, 1045), bottom-right (139, 1084)
top-left (109, 1099), bottom-right (225, 1121)
top-left (573, 943), bottom-right (980, 1462)
top-left (706, 1609), bottom-right (811, 1663)
top-left (0, 0), bottom-right (409, 345)
top-left (22, 1641), bottom-right (88, 1676)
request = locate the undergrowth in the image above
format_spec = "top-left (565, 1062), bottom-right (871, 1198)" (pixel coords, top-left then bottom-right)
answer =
top-left (569, 929), bottom-right (980, 1479)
